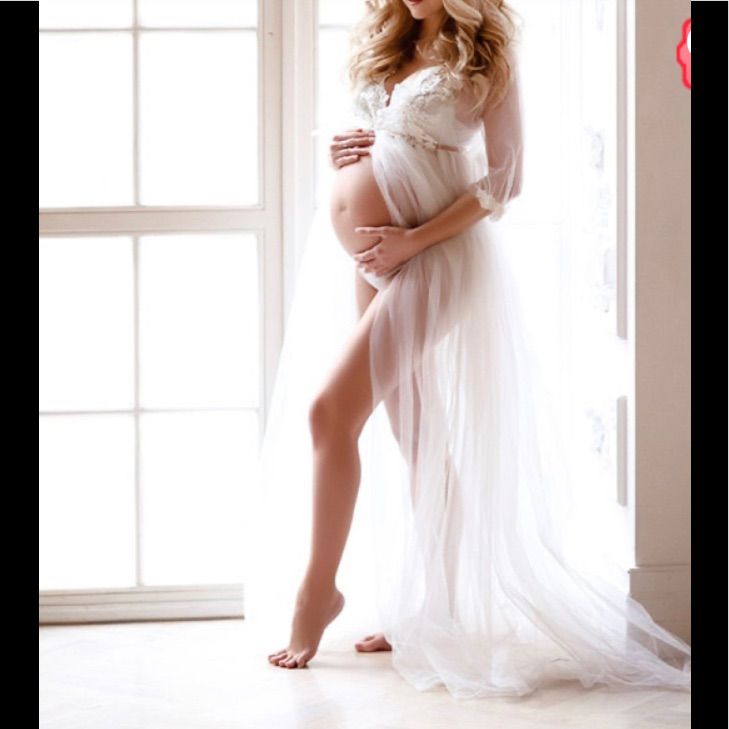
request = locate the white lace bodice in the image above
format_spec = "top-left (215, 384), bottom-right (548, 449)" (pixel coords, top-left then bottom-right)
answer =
top-left (350, 62), bottom-right (524, 220)
top-left (352, 65), bottom-right (480, 152)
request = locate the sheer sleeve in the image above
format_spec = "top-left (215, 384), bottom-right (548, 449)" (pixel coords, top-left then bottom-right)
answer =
top-left (466, 52), bottom-right (524, 221)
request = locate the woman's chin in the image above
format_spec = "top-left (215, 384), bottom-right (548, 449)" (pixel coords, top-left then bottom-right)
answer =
top-left (404, 0), bottom-right (429, 19)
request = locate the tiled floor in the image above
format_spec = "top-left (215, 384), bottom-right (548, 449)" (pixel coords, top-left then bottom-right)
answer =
top-left (39, 617), bottom-right (690, 729)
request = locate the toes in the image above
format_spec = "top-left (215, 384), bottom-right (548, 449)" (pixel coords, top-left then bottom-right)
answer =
top-left (273, 652), bottom-right (291, 666)
top-left (354, 635), bottom-right (376, 651)
top-left (269, 647), bottom-right (316, 668)
top-left (354, 633), bottom-right (390, 652)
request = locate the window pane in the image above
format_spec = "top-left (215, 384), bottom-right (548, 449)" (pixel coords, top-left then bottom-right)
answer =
top-left (139, 0), bottom-right (257, 27)
top-left (39, 414), bottom-right (136, 590)
top-left (319, 0), bottom-right (366, 27)
top-left (39, 237), bottom-right (134, 411)
top-left (140, 411), bottom-right (257, 585)
top-left (139, 233), bottom-right (259, 409)
top-left (577, 0), bottom-right (618, 331)
top-left (39, 0), bottom-right (132, 29)
top-left (39, 33), bottom-right (134, 208)
top-left (512, 0), bottom-right (562, 222)
top-left (138, 31), bottom-right (258, 205)
top-left (316, 28), bottom-right (356, 208)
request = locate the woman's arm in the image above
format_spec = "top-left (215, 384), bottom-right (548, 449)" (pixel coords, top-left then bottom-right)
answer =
top-left (411, 54), bottom-right (524, 252)
top-left (354, 51), bottom-right (523, 275)
top-left (405, 189), bottom-right (497, 254)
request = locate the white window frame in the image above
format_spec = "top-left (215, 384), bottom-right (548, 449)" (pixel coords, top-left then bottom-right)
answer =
top-left (39, 0), bottom-right (283, 623)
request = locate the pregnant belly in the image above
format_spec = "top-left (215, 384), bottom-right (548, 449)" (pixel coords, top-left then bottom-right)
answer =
top-left (329, 154), bottom-right (393, 257)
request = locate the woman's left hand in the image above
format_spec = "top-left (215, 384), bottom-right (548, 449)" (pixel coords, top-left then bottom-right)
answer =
top-left (352, 226), bottom-right (422, 278)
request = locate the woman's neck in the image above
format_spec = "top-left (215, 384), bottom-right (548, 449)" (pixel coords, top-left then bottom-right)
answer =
top-left (417, 10), bottom-right (445, 43)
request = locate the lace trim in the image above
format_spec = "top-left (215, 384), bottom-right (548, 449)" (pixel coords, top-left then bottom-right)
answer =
top-left (374, 126), bottom-right (463, 153)
top-left (352, 66), bottom-right (455, 145)
top-left (472, 186), bottom-right (505, 221)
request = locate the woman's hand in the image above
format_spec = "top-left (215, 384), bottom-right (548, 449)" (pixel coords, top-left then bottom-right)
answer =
top-left (329, 128), bottom-right (376, 169)
top-left (352, 226), bottom-right (423, 278)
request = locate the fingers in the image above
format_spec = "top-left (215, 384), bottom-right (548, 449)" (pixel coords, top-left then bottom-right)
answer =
top-left (333, 146), bottom-right (372, 160)
top-left (331, 135), bottom-right (375, 148)
top-left (332, 130), bottom-right (376, 143)
top-left (329, 130), bottom-right (376, 169)
top-left (353, 242), bottom-right (381, 261)
top-left (331, 148), bottom-right (372, 169)
top-left (333, 154), bottom-right (362, 169)
top-left (330, 136), bottom-right (375, 160)
top-left (331, 145), bottom-right (373, 169)
top-left (354, 226), bottom-right (392, 236)
top-left (329, 134), bottom-right (374, 166)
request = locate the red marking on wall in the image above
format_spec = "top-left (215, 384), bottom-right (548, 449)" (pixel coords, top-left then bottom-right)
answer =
top-left (676, 18), bottom-right (691, 89)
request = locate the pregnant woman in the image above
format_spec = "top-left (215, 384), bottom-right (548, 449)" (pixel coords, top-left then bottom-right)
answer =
top-left (255, 0), bottom-right (691, 699)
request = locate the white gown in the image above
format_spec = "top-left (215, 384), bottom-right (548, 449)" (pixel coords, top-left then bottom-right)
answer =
top-left (246, 51), bottom-right (692, 699)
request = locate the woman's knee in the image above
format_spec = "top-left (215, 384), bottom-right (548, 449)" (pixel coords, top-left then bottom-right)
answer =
top-left (308, 389), bottom-right (361, 447)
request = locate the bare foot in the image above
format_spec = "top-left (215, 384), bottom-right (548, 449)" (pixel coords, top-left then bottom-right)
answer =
top-left (267, 585), bottom-right (345, 669)
top-left (354, 632), bottom-right (392, 652)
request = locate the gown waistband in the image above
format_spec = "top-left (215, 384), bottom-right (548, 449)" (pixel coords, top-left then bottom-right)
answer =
top-left (375, 126), bottom-right (463, 153)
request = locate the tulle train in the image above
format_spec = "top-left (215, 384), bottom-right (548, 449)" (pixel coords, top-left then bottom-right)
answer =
top-left (246, 131), bottom-right (691, 699)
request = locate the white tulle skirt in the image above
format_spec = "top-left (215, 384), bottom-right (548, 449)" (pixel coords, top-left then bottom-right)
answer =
top-left (245, 131), bottom-right (691, 699)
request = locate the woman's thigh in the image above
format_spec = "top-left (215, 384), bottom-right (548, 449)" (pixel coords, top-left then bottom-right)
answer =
top-left (311, 284), bottom-right (382, 439)
top-left (354, 267), bottom-right (378, 318)
top-left (315, 266), bottom-right (433, 443)
top-left (354, 265), bottom-right (412, 438)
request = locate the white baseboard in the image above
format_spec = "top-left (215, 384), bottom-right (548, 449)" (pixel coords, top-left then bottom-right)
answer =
top-left (628, 564), bottom-right (691, 644)
top-left (39, 584), bottom-right (244, 625)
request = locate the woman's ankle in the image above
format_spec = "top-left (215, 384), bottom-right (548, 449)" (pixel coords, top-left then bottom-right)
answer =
top-left (299, 570), bottom-right (338, 596)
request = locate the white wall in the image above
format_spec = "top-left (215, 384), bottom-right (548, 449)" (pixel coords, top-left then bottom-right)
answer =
top-left (628, 0), bottom-right (691, 643)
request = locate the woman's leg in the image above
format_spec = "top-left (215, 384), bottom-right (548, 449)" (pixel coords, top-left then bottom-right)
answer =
top-left (269, 258), bottom-right (458, 667)
top-left (353, 272), bottom-right (401, 654)
top-left (351, 270), bottom-right (459, 652)
top-left (354, 265), bottom-right (379, 316)
top-left (268, 272), bottom-right (383, 669)
top-left (353, 265), bottom-right (464, 648)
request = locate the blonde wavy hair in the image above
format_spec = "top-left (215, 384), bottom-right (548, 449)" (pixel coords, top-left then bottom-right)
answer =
top-left (347, 0), bottom-right (519, 120)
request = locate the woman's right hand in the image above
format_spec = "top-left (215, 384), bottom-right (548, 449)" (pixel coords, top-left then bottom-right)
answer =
top-left (329, 128), bottom-right (376, 169)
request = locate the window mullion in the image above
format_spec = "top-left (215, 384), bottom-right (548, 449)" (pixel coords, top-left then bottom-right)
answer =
top-left (38, 207), bottom-right (272, 235)
top-left (133, 232), bottom-right (142, 586)
top-left (132, 0), bottom-right (140, 206)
